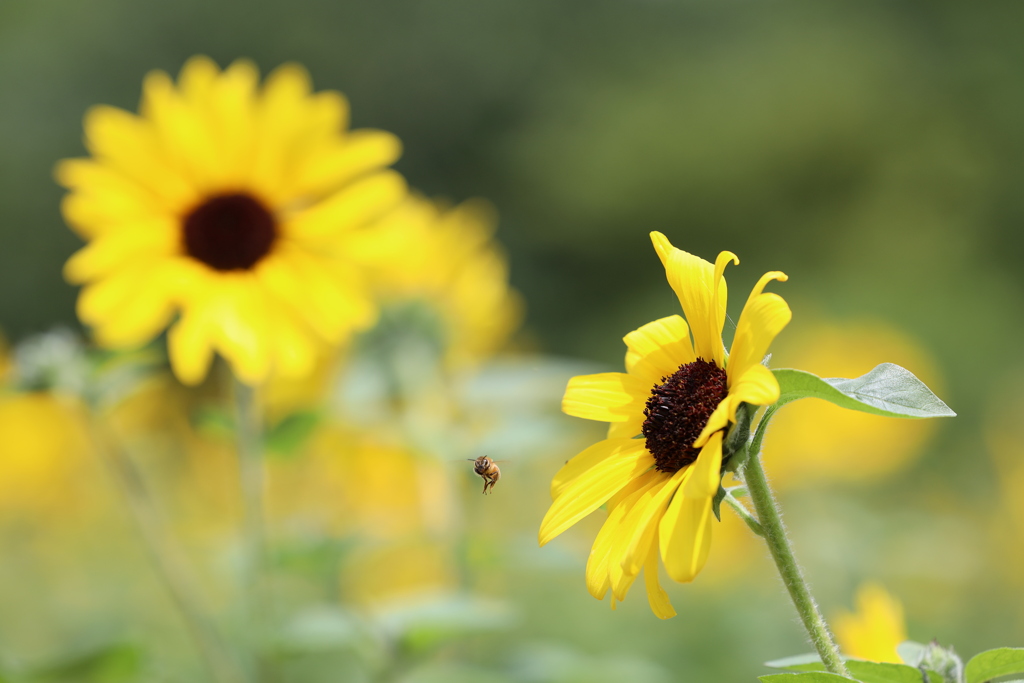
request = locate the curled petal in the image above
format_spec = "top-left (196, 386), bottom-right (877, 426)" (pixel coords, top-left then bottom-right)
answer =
top-left (659, 483), bottom-right (715, 583)
top-left (650, 232), bottom-right (726, 364)
top-left (624, 315), bottom-right (696, 386)
top-left (643, 532), bottom-right (677, 619)
top-left (729, 283), bottom-right (791, 384)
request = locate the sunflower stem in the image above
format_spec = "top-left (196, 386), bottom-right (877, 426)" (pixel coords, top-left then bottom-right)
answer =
top-left (744, 447), bottom-right (850, 678)
top-left (234, 379), bottom-right (267, 681)
top-left (90, 420), bottom-right (248, 683)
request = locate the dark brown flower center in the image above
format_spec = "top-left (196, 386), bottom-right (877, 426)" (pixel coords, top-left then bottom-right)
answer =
top-left (642, 358), bottom-right (729, 473)
top-left (183, 193), bottom-right (277, 271)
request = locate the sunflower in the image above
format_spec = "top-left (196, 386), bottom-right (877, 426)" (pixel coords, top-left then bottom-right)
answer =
top-left (350, 193), bottom-right (523, 366)
top-left (57, 56), bottom-right (406, 385)
top-left (539, 232), bottom-right (791, 618)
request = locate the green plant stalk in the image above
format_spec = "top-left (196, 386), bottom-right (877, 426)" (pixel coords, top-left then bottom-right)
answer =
top-left (93, 423), bottom-right (247, 683)
top-left (744, 444), bottom-right (850, 678)
top-left (234, 379), bottom-right (267, 681)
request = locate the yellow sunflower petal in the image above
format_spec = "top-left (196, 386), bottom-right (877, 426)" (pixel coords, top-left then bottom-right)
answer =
top-left (728, 282), bottom-right (791, 384)
top-left (587, 470), bottom-right (661, 600)
top-left (623, 315), bottom-right (696, 387)
top-left (650, 232), bottom-right (728, 365)
top-left (167, 309), bottom-right (216, 386)
top-left (290, 129), bottom-right (403, 200)
top-left (725, 364), bottom-right (779, 418)
top-left (643, 534), bottom-right (677, 620)
top-left (539, 440), bottom-right (652, 546)
top-left (286, 171), bottom-right (407, 242)
top-left (63, 217), bottom-right (178, 283)
top-left (618, 467), bottom-right (687, 577)
top-left (609, 471), bottom-right (677, 600)
top-left (550, 437), bottom-right (639, 499)
top-left (682, 431), bottom-right (723, 499)
top-left (606, 420), bottom-right (642, 439)
top-left (659, 481), bottom-right (715, 583)
top-left (562, 372), bottom-right (649, 423)
top-left (82, 105), bottom-right (195, 209)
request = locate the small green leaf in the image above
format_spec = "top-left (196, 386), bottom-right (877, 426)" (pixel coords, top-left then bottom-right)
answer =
top-left (965, 648), bottom-right (1024, 683)
top-left (764, 653), bottom-right (828, 671)
top-left (759, 673), bottom-right (858, 682)
top-left (712, 485), bottom-right (727, 521)
top-left (846, 660), bottom-right (925, 683)
top-left (773, 364), bottom-right (955, 419)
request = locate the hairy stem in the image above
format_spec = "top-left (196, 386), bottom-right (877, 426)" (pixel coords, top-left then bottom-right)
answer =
top-left (744, 448), bottom-right (850, 678)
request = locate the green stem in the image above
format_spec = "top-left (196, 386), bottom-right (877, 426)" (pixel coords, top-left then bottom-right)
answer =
top-left (744, 447), bottom-right (850, 678)
top-left (92, 423), bottom-right (248, 683)
top-left (234, 380), bottom-right (266, 681)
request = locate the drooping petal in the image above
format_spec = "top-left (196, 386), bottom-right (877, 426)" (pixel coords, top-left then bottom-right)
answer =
top-left (609, 471), bottom-right (679, 600)
top-left (650, 232), bottom-right (728, 365)
top-left (589, 470), bottom-right (663, 600)
top-left (617, 466), bottom-right (687, 577)
top-left (682, 431), bottom-right (723, 499)
top-left (623, 315), bottom-right (696, 387)
top-left (724, 363), bottom-right (779, 419)
top-left (728, 275), bottom-right (790, 384)
top-left (659, 480), bottom-right (715, 583)
top-left (643, 533), bottom-right (677, 620)
top-left (562, 373), bottom-right (649, 423)
top-left (539, 440), bottom-right (652, 546)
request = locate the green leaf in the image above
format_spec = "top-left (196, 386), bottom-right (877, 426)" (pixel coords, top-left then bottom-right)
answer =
top-left (759, 673), bottom-right (858, 682)
top-left (266, 410), bottom-right (321, 457)
top-left (845, 661), bottom-right (926, 683)
top-left (773, 364), bottom-right (955, 419)
top-left (965, 648), bottom-right (1024, 683)
top-left (764, 653), bottom-right (828, 672)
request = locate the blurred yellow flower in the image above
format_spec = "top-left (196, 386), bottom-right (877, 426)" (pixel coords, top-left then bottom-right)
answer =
top-left (353, 194), bottom-right (523, 365)
top-left (763, 319), bottom-right (940, 488)
top-left (268, 424), bottom-right (458, 605)
top-left (0, 392), bottom-right (93, 515)
top-left (540, 232), bottom-right (790, 618)
top-left (58, 56), bottom-right (406, 385)
top-left (833, 582), bottom-right (907, 663)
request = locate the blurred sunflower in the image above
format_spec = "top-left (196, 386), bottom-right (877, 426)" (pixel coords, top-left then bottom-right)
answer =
top-left (833, 582), bottom-right (907, 663)
top-left (352, 194), bottom-right (523, 366)
top-left (540, 232), bottom-right (790, 618)
top-left (58, 56), bottom-right (406, 385)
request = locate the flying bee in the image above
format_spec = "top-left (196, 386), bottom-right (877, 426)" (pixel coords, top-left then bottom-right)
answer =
top-left (468, 455), bottom-right (501, 494)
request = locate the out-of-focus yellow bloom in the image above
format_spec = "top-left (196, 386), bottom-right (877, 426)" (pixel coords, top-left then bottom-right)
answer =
top-left (764, 320), bottom-right (940, 488)
top-left (541, 233), bottom-right (791, 618)
top-left (0, 393), bottom-right (93, 515)
top-left (57, 56), bottom-right (406, 385)
top-left (833, 582), bottom-right (907, 663)
top-left (353, 194), bottom-right (523, 365)
top-left (268, 424), bottom-right (458, 605)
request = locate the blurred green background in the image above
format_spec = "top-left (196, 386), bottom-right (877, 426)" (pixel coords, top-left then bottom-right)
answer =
top-left (2, 1), bottom-right (1024, 681)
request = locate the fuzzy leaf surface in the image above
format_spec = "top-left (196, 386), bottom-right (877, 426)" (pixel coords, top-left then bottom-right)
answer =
top-left (773, 364), bottom-right (955, 419)
top-left (965, 648), bottom-right (1024, 683)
